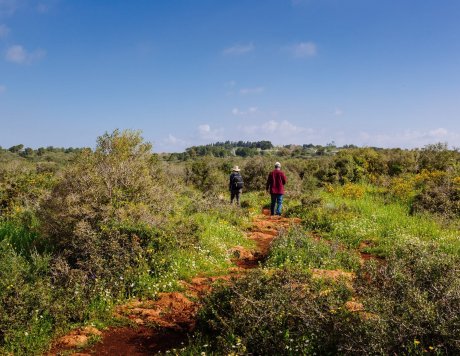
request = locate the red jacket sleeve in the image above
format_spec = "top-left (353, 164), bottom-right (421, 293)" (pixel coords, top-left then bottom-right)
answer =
top-left (266, 172), bottom-right (272, 191)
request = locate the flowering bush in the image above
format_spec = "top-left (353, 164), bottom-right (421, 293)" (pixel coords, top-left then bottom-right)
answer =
top-left (341, 183), bottom-right (365, 199)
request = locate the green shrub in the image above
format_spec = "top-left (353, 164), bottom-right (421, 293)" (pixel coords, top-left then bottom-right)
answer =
top-left (0, 165), bottom-right (56, 218)
top-left (334, 152), bottom-right (359, 183)
top-left (0, 240), bottom-right (53, 355)
top-left (418, 143), bottom-right (458, 172)
top-left (38, 130), bottom-right (172, 290)
top-left (411, 176), bottom-right (460, 218)
top-left (350, 243), bottom-right (460, 354)
top-left (189, 244), bottom-right (460, 355)
top-left (184, 158), bottom-right (225, 193)
top-left (242, 157), bottom-right (271, 191)
top-left (194, 269), bottom-right (354, 355)
top-left (386, 148), bottom-right (417, 176)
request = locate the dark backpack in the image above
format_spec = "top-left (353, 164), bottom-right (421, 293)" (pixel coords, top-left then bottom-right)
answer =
top-left (232, 174), bottom-right (244, 189)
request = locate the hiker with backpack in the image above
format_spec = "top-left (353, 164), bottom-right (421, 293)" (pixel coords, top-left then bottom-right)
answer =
top-left (266, 161), bottom-right (287, 216)
top-left (229, 166), bottom-right (244, 205)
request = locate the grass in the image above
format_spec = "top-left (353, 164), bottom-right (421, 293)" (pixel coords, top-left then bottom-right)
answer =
top-left (183, 183), bottom-right (460, 355)
top-left (266, 226), bottom-right (361, 272)
top-left (0, 202), bottom-right (255, 354)
top-left (145, 212), bottom-right (254, 293)
top-left (0, 219), bottom-right (39, 256)
top-left (299, 184), bottom-right (460, 257)
top-left (3, 177), bottom-right (457, 354)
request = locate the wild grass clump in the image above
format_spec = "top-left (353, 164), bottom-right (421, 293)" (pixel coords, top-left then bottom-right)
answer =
top-left (0, 218), bottom-right (40, 256)
top-left (266, 226), bottom-right (361, 272)
top-left (146, 212), bottom-right (253, 287)
top-left (294, 185), bottom-right (460, 256)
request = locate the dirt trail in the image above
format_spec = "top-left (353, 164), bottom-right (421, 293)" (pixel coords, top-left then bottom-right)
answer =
top-left (50, 212), bottom-right (299, 356)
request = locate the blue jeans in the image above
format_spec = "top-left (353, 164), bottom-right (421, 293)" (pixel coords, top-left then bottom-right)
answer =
top-left (231, 189), bottom-right (242, 205)
top-left (270, 194), bottom-right (283, 215)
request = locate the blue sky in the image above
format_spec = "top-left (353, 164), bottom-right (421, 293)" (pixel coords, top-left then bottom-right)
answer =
top-left (0, 0), bottom-right (459, 152)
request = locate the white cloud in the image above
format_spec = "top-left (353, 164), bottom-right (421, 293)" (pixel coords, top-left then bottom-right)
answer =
top-left (357, 128), bottom-right (459, 148)
top-left (0, 0), bottom-right (58, 15)
top-left (198, 124), bottom-right (224, 141)
top-left (37, 3), bottom-right (50, 14)
top-left (0, 24), bottom-right (10, 38)
top-left (36, 0), bottom-right (59, 14)
top-left (291, 0), bottom-right (309, 6)
top-left (225, 80), bottom-right (237, 95)
top-left (36, 3), bottom-right (48, 13)
top-left (232, 107), bottom-right (258, 116)
top-left (428, 128), bottom-right (448, 138)
top-left (239, 120), bottom-right (314, 143)
top-left (5, 44), bottom-right (46, 64)
top-left (198, 124), bottom-right (211, 134)
top-left (164, 134), bottom-right (186, 145)
top-left (0, 0), bottom-right (20, 16)
top-left (161, 134), bottom-right (188, 149)
top-left (263, 120), bottom-right (308, 135)
top-left (334, 108), bottom-right (343, 116)
top-left (0, 84), bottom-right (6, 94)
top-left (155, 134), bottom-right (189, 152)
top-left (225, 80), bottom-right (236, 88)
top-left (290, 41), bottom-right (317, 58)
top-left (223, 43), bottom-right (254, 55)
top-left (5, 44), bottom-right (25, 62)
top-left (239, 86), bottom-right (264, 95)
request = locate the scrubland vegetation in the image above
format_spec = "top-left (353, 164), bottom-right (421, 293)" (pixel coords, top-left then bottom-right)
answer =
top-left (1, 131), bottom-right (459, 354)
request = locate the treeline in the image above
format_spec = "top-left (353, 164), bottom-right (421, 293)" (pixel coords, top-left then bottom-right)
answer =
top-left (166, 141), bottom-right (360, 161)
top-left (0, 145), bottom-right (88, 169)
top-left (206, 140), bottom-right (274, 149)
top-left (1, 145), bottom-right (85, 156)
top-left (166, 140), bottom-right (273, 160)
top-left (0, 141), bottom-right (376, 162)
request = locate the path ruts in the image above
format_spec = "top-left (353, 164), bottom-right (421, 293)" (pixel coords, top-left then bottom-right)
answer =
top-left (50, 213), bottom-right (300, 356)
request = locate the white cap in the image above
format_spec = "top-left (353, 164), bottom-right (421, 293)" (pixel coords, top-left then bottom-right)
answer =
top-left (275, 162), bottom-right (281, 168)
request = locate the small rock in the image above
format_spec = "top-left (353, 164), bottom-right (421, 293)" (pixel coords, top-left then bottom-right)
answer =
top-left (58, 335), bottom-right (88, 348)
top-left (81, 326), bottom-right (102, 336)
top-left (134, 318), bottom-right (144, 325)
top-left (345, 301), bottom-right (364, 312)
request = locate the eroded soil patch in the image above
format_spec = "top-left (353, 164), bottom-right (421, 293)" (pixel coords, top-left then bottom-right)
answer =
top-left (50, 214), bottom-right (299, 355)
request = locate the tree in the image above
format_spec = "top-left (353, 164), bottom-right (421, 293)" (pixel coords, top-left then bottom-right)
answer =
top-left (39, 129), bottom-right (172, 287)
top-left (418, 142), bottom-right (458, 172)
top-left (19, 147), bottom-right (34, 157)
top-left (8, 144), bottom-right (24, 153)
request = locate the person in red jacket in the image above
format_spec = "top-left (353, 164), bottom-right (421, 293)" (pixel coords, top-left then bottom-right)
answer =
top-left (266, 161), bottom-right (287, 216)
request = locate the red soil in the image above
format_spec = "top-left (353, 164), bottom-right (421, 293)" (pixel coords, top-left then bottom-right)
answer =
top-left (50, 213), bottom-right (384, 356)
top-left (50, 213), bottom-right (299, 356)
top-left (87, 327), bottom-right (188, 355)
